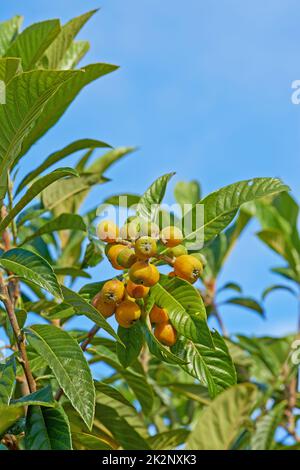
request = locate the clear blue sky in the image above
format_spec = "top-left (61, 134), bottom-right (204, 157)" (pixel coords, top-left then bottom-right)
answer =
top-left (1, 0), bottom-right (300, 341)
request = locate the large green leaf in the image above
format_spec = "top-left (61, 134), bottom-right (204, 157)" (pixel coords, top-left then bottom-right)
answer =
top-left (25, 405), bottom-right (72, 450)
top-left (151, 276), bottom-right (213, 347)
top-left (148, 429), bottom-right (190, 450)
top-left (0, 168), bottom-right (78, 233)
top-left (0, 70), bottom-right (80, 200)
top-left (0, 405), bottom-right (23, 436)
top-left (0, 57), bottom-right (22, 84)
top-left (251, 401), bottom-right (287, 450)
top-left (0, 357), bottom-right (16, 405)
top-left (174, 180), bottom-right (201, 206)
top-left (5, 20), bottom-right (61, 70)
top-left (0, 16), bottom-right (23, 56)
top-left (186, 383), bottom-right (257, 450)
top-left (116, 323), bottom-right (144, 368)
top-left (61, 285), bottom-right (122, 344)
top-left (19, 63), bottom-right (118, 159)
top-left (0, 248), bottom-right (62, 299)
top-left (59, 40), bottom-right (90, 70)
top-left (184, 178), bottom-right (289, 249)
top-left (20, 213), bottom-right (86, 245)
top-left (26, 324), bottom-right (95, 429)
top-left (173, 331), bottom-right (237, 398)
top-left (40, 10), bottom-right (97, 69)
top-left (12, 385), bottom-right (55, 408)
top-left (16, 139), bottom-right (111, 194)
top-left (137, 172), bottom-right (175, 221)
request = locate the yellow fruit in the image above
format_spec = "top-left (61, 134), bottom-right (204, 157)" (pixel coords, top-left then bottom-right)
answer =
top-left (135, 236), bottom-right (157, 260)
top-left (92, 293), bottom-right (115, 318)
top-left (116, 247), bottom-right (137, 268)
top-left (126, 279), bottom-right (150, 299)
top-left (101, 279), bottom-right (125, 304)
top-left (106, 244), bottom-right (126, 270)
top-left (166, 244), bottom-right (187, 258)
top-left (149, 305), bottom-right (169, 324)
top-left (115, 300), bottom-right (141, 327)
top-left (174, 254), bottom-right (203, 283)
top-left (160, 226), bottom-right (183, 247)
top-left (119, 220), bottom-right (140, 241)
top-left (154, 322), bottom-right (177, 346)
top-left (97, 220), bottom-right (119, 243)
top-left (139, 221), bottom-right (160, 239)
top-left (129, 261), bottom-right (160, 287)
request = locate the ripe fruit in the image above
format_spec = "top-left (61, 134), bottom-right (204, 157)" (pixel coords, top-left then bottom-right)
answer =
top-left (92, 293), bottom-right (115, 318)
top-left (139, 220), bottom-right (160, 239)
top-left (106, 244), bottom-right (127, 270)
top-left (174, 254), bottom-right (203, 283)
top-left (160, 226), bottom-right (183, 248)
top-left (135, 236), bottom-right (157, 260)
top-left (129, 261), bottom-right (160, 287)
top-left (97, 220), bottom-right (119, 243)
top-left (116, 247), bottom-right (137, 268)
top-left (126, 279), bottom-right (149, 299)
top-left (120, 220), bottom-right (140, 241)
top-left (150, 305), bottom-right (169, 324)
top-left (166, 244), bottom-right (188, 258)
top-left (154, 322), bottom-right (177, 346)
top-left (101, 279), bottom-right (125, 304)
top-left (115, 300), bottom-right (141, 328)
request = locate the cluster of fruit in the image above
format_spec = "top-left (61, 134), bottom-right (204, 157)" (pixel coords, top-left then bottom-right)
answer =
top-left (91, 218), bottom-right (204, 347)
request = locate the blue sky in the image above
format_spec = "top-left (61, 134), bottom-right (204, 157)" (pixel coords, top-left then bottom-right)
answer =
top-left (1, 0), bottom-right (300, 341)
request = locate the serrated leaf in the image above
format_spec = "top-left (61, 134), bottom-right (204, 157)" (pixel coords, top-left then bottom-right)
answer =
top-left (20, 213), bottom-right (86, 245)
top-left (0, 357), bottom-right (16, 405)
top-left (172, 331), bottom-right (237, 398)
top-left (19, 63), bottom-right (118, 159)
top-left (0, 248), bottom-right (62, 299)
top-left (0, 167), bottom-right (78, 233)
top-left (16, 139), bottom-right (111, 194)
top-left (186, 383), bottom-right (257, 450)
top-left (137, 172), bottom-right (175, 221)
top-left (184, 177), bottom-right (289, 249)
top-left (25, 405), bottom-right (72, 450)
top-left (26, 324), bottom-right (95, 429)
top-left (148, 429), bottom-right (190, 450)
top-left (0, 70), bottom-right (80, 200)
top-left (151, 275), bottom-right (213, 347)
top-left (61, 285), bottom-right (122, 344)
top-left (116, 323), bottom-right (144, 368)
top-left (5, 20), bottom-right (61, 70)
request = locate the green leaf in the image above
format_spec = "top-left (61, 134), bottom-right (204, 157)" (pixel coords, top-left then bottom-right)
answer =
top-left (151, 275), bottom-right (213, 347)
top-left (0, 357), bottom-right (16, 405)
top-left (0, 57), bottom-right (22, 84)
top-left (16, 139), bottom-right (111, 195)
top-left (54, 267), bottom-right (91, 279)
top-left (0, 168), bottom-right (78, 233)
top-left (20, 213), bottom-right (86, 245)
top-left (251, 401), bottom-right (287, 450)
top-left (26, 324), bottom-right (95, 429)
top-left (25, 405), bottom-right (72, 450)
top-left (0, 70), bottom-right (81, 200)
top-left (20, 63), bottom-right (118, 159)
top-left (172, 331), bottom-right (237, 398)
top-left (41, 10), bottom-right (97, 69)
top-left (137, 172), bottom-right (175, 221)
top-left (0, 405), bottom-right (23, 436)
top-left (61, 285), bottom-right (122, 344)
top-left (72, 431), bottom-right (113, 450)
top-left (148, 429), bottom-right (190, 450)
top-left (116, 322), bottom-right (144, 368)
top-left (184, 178), bottom-right (289, 249)
top-left (59, 40), bottom-right (90, 70)
top-left (174, 180), bottom-right (201, 206)
top-left (218, 282), bottom-right (243, 294)
top-left (262, 284), bottom-right (297, 300)
top-left (0, 16), bottom-right (23, 56)
top-left (223, 296), bottom-right (264, 315)
top-left (5, 20), bottom-right (61, 70)
top-left (0, 248), bottom-right (62, 299)
top-left (186, 383), bottom-right (257, 450)
top-left (12, 385), bottom-right (55, 408)
top-left (104, 193), bottom-right (140, 207)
